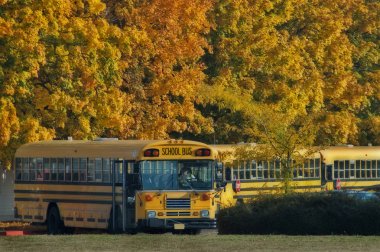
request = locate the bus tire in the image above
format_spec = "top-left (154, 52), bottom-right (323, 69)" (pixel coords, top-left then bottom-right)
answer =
top-left (47, 206), bottom-right (64, 235)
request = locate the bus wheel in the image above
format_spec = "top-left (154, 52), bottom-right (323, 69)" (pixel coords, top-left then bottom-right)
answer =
top-left (47, 206), bottom-right (64, 235)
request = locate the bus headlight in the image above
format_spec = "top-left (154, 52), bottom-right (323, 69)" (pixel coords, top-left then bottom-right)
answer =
top-left (147, 211), bottom-right (156, 218)
top-left (200, 210), bottom-right (209, 218)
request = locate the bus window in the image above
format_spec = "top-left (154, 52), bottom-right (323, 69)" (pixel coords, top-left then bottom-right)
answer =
top-left (250, 160), bottom-right (257, 179)
top-left (245, 161), bottom-right (251, 180)
top-left (269, 161), bottom-right (275, 178)
top-left (30, 158), bottom-right (37, 181)
top-left (315, 158), bottom-right (320, 177)
top-left (95, 158), bottom-right (102, 182)
top-left (87, 158), bottom-right (95, 182)
top-left (378, 160), bottom-right (380, 178)
top-left (263, 161), bottom-right (269, 178)
top-left (344, 160), bottom-right (349, 178)
top-left (356, 160), bottom-right (361, 178)
top-left (257, 161), bottom-right (263, 179)
top-left (15, 158), bottom-right (22, 181)
top-left (349, 160), bottom-right (355, 178)
top-left (126, 162), bottom-right (139, 189)
top-left (36, 158), bottom-right (43, 181)
top-left (43, 158), bottom-right (50, 181)
top-left (102, 158), bottom-right (110, 183)
top-left (367, 161), bottom-right (372, 178)
top-left (239, 161), bottom-right (245, 180)
top-left (51, 158), bottom-right (57, 181)
top-left (79, 158), bottom-right (87, 182)
top-left (275, 160), bottom-right (281, 178)
top-left (22, 158), bottom-right (29, 181)
top-left (304, 160), bottom-right (309, 178)
top-left (372, 160), bottom-right (376, 178)
top-left (361, 160), bottom-right (366, 178)
top-left (65, 158), bottom-right (72, 181)
top-left (114, 160), bottom-right (123, 183)
top-left (296, 164), bottom-right (303, 178)
top-left (309, 160), bottom-right (314, 178)
top-left (73, 158), bottom-right (79, 182)
top-left (339, 161), bottom-right (344, 178)
top-left (58, 158), bottom-right (64, 181)
top-left (334, 161), bottom-right (338, 178)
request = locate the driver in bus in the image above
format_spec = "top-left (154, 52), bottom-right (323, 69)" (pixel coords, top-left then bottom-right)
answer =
top-left (179, 167), bottom-right (196, 187)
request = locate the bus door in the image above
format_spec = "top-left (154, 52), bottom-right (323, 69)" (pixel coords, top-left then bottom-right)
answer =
top-left (321, 163), bottom-right (333, 190)
top-left (123, 162), bottom-right (139, 231)
top-left (112, 160), bottom-right (137, 232)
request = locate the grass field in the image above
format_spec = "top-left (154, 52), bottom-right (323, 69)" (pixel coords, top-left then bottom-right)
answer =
top-left (2, 232), bottom-right (380, 252)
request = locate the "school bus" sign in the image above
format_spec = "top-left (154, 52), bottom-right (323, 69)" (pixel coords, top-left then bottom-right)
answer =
top-left (161, 147), bottom-right (193, 157)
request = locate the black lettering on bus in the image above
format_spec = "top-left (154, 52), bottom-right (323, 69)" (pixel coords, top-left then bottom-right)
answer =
top-left (182, 148), bottom-right (192, 155)
top-left (162, 148), bottom-right (182, 156)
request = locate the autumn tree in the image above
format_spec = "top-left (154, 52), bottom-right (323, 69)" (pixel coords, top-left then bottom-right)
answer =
top-left (204, 85), bottom-right (321, 192)
top-left (0, 0), bottom-right (133, 167)
top-left (0, 0), bottom-right (378, 169)
top-left (200, 0), bottom-right (379, 146)
top-left (104, 0), bottom-right (214, 139)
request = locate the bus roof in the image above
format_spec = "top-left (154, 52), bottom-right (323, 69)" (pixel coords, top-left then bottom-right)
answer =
top-left (320, 146), bottom-right (380, 164)
top-left (212, 144), bottom-right (380, 163)
top-left (15, 139), bottom-right (213, 160)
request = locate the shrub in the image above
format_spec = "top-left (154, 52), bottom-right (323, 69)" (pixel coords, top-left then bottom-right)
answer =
top-left (217, 192), bottom-right (380, 235)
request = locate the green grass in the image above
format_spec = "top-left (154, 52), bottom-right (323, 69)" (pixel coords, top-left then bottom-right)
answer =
top-left (1, 232), bottom-right (380, 252)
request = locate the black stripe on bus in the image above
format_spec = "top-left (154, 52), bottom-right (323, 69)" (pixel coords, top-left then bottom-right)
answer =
top-left (239, 185), bottom-right (321, 192)
top-left (76, 218), bottom-right (84, 222)
top-left (65, 217), bottom-right (74, 221)
top-left (42, 199), bottom-right (117, 205)
top-left (15, 198), bottom-right (39, 202)
top-left (24, 215), bottom-right (33, 219)
top-left (344, 185), bottom-right (380, 190)
top-left (15, 190), bottom-right (122, 197)
top-left (239, 178), bottom-right (320, 183)
top-left (34, 215), bottom-right (43, 220)
top-left (15, 181), bottom-right (123, 186)
top-left (87, 218), bottom-right (96, 222)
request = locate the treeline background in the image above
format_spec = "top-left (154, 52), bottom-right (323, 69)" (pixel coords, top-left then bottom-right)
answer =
top-left (0, 0), bottom-right (379, 167)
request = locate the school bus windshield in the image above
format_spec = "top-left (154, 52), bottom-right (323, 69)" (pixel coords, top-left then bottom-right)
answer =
top-left (140, 160), bottom-right (213, 190)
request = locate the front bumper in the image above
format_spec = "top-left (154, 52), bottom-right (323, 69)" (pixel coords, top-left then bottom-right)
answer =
top-left (140, 218), bottom-right (217, 230)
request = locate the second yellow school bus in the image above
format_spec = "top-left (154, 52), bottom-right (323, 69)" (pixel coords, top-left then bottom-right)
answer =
top-left (211, 144), bottom-right (380, 206)
top-left (14, 139), bottom-right (222, 234)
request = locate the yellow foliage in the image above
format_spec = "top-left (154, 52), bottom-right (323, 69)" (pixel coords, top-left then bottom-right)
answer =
top-left (0, 0), bottom-right (378, 168)
top-left (20, 118), bottom-right (55, 143)
top-left (0, 98), bottom-right (19, 147)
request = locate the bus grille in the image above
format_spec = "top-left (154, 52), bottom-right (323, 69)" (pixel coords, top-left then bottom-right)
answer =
top-left (166, 198), bottom-right (191, 209)
top-left (166, 212), bottom-right (191, 217)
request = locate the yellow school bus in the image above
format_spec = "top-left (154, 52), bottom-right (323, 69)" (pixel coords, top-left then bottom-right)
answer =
top-left (14, 139), bottom-right (220, 234)
top-left (211, 144), bottom-right (380, 205)
top-left (320, 146), bottom-right (380, 191)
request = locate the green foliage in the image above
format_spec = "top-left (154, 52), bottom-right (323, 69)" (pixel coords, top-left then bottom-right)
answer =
top-left (218, 193), bottom-right (380, 235)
